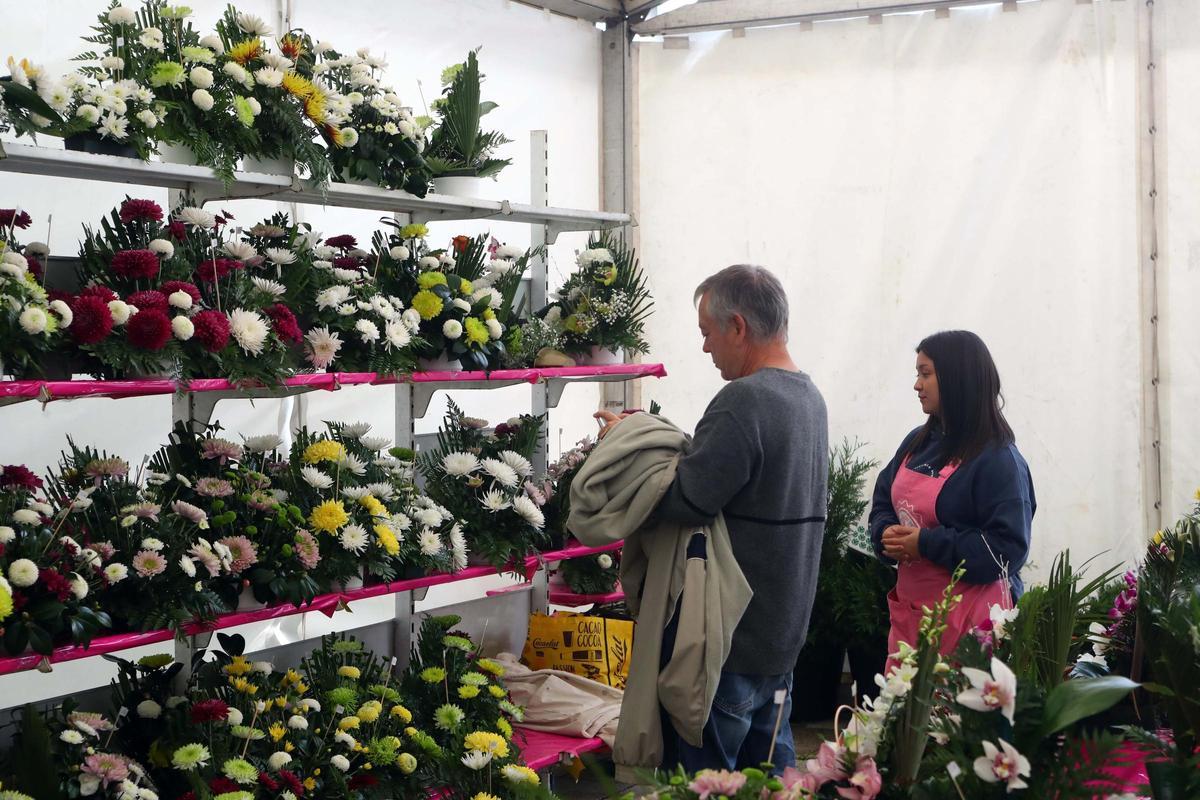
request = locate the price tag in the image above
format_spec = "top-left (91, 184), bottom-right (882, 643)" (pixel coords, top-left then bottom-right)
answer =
top-left (116, 37), bottom-right (125, 47)
top-left (946, 762), bottom-right (962, 779)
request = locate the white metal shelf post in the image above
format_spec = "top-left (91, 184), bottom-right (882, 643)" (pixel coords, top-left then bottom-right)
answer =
top-left (530, 131), bottom-right (552, 615)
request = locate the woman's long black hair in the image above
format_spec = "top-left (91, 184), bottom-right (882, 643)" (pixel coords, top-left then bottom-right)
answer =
top-left (903, 330), bottom-right (1014, 466)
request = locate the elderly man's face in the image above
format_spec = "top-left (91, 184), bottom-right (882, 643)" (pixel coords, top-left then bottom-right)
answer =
top-left (698, 293), bottom-right (745, 381)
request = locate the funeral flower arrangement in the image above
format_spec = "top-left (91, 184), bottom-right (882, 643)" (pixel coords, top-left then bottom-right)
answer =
top-left (423, 50), bottom-right (512, 182)
top-left (555, 549), bottom-right (619, 596)
top-left (0, 209), bottom-right (72, 378)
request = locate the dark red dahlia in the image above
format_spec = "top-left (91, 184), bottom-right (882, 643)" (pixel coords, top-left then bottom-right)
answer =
top-left (0, 465), bottom-right (43, 491)
top-left (69, 294), bottom-right (115, 344)
top-left (0, 209), bottom-right (32, 229)
top-left (189, 698), bottom-right (230, 724)
top-left (40, 568), bottom-right (72, 602)
top-left (126, 290), bottom-right (168, 312)
top-left (168, 220), bottom-right (188, 241)
top-left (111, 249), bottom-right (161, 280)
top-left (47, 288), bottom-right (74, 305)
top-left (332, 256), bottom-right (362, 271)
top-left (196, 258), bottom-right (243, 283)
top-left (79, 284), bottom-right (117, 303)
top-left (265, 303), bottom-right (302, 343)
top-left (258, 773), bottom-right (280, 792)
top-left (119, 199), bottom-right (164, 224)
top-left (348, 773), bottom-right (379, 789)
top-left (324, 234), bottom-right (357, 249)
top-left (126, 308), bottom-right (172, 351)
top-left (25, 255), bottom-right (43, 281)
top-left (208, 777), bottom-right (239, 794)
top-left (160, 280), bottom-right (201, 304)
top-left (192, 310), bottom-right (231, 353)
top-left (279, 771), bottom-right (304, 796)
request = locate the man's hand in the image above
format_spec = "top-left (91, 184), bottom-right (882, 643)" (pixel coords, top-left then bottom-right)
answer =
top-left (594, 410), bottom-right (633, 440)
top-left (882, 524), bottom-right (922, 563)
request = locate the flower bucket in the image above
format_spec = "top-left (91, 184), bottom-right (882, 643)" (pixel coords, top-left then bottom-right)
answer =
top-left (64, 133), bottom-right (139, 160)
top-left (431, 175), bottom-right (500, 200)
top-left (334, 568), bottom-right (365, 593)
top-left (157, 141), bottom-right (200, 166)
top-left (417, 353), bottom-right (462, 372)
top-left (579, 346), bottom-right (623, 366)
top-left (241, 155), bottom-right (295, 177)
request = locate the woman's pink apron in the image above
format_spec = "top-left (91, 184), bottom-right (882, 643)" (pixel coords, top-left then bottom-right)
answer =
top-left (885, 458), bottom-right (1010, 673)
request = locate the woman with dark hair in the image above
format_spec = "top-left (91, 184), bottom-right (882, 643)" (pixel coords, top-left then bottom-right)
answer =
top-left (869, 330), bottom-right (1035, 667)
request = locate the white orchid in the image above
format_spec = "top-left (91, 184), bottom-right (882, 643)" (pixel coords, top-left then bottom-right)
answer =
top-left (957, 657), bottom-right (1017, 724)
top-left (972, 738), bottom-right (1031, 792)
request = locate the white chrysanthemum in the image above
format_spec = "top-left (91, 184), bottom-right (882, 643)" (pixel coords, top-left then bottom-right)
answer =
top-left (359, 437), bottom-right (390, 453)
top-left (18, 305), bottom-right (48, 334)
top-left (104, 563), bottom-right (129, 583)
top-left (355, 318), bottom-right (379, 344)
top-left (499, 451), bottom-right (533, 478)
top-left (401, 307), bottom-right (421, 333)
top-left (199, 34), bottom-right (224, 54)
top-left (98, 113), bottom-right (129, 140)
top-left (108, 300), bottom-right (133, 326)
top-left (340, 487), bottom-right (370, 501)
top-left (227, 309), bottom-right (269, 355)
top-left (417, 256), bottom-right (440, 270)
top-left (137, 700), bottom-right (162, 719)
top-left (337, 453), bottom-right (367, 476)
top-left (0, 526), bottom-right (14, 544)
top-left (300, 466), bottom-right (333, 489)
top-left (12, 508), bottom-right (41, 525)
top-left (287, 715), bottom-right (308, 730)
top-left (226, 707), bottom-right (244, 725)
top-left (172, 315), bottom-right (194, 341)
top-left (108, 5), bottom-right (137, 24)
top-left (316, 285), bottom-right (352, 310)
top-left (577, 247), bottom-right (614, 266)
top-left (177, 206), bottom-right (216, 229)
top-left (442, 319), bottom-right (463, 340)
top-left (342, 422), bottom-right (372, 439)
top-left (462, 750), bottom-right (492, 770)
top-left (451, 298), bottom-right (471, 312)
top-left (103, 57), bottom-right (126, 74)
top-left (481, 489), bottom-right (511, 513)
top-left (389, 245), bottom-right (409, 260)
top-left (336, 303), bottom-right (356, 316)
top-left (339, 524), bottom-right (369, 553)
top-left (260, 52), bottom-right (294, 71)
top-left (247, 277), bottom-right (286, 300)
top-left (189, 66), bottom-right (214, 89)
top-left (369, 295), bottom-right (395, 318)
top-left (48, 299), bottom-right (73, 328)
top-left (333, 268), bottom-right (361, 283)
top-left (305, 326), bottom-right (342, 369)
top-left (236, 12), bottom-right (272, 35)
top-left (147, 238), bottom-right (174, 258)
top-left (137, 109), bottom-right (159, 128)
top-left (267, 751), bottom-right (292, 771)
top-left (138, 27), bottom-right (165, 50)
top-left (486, 318), bottom-right (504, 339)
top-left (265, 247), bottom-right (296, 266)
top-left (74, 102), bottom-right (101, 124)
top-left (243, 434), bottom-right (283, 453)
top-left (8, 558), bottom-right (39, 587)
top-left (496, 244), bottom-right (524, 259)
top-left (255, 67), bottom-right (284, 88)
top-left (441, 452), bottom-right (479, 477)
top-left (191, 89), bottom-right (214, 111)
top-left (224, 240), bottom-right (256, 260)
top-left (390, 512), bottom-right (412, 532)
top-left (330, 754), bottom-right (351, 772)
top-left (70, 573), bottom-right (89, 599)
top-left (337, 127), bottom-right (359, 147)
top-left (382, 319), bottom-right (410, 350)
top-left (60, 729), bottom-right (85, 744)
top-left (512, 494), bottom-right (545, 528)
top-left (481, 458), bottom-right (519, 488)
top-left (418, 528), bottom-right (443, 556)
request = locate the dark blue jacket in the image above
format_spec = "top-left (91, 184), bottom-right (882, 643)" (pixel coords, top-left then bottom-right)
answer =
top-left (868, 426), bottom-right (1035, 598)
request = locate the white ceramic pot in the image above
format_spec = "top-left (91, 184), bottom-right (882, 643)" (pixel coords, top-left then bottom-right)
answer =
top-left (580, 346), bottom-right (624, 366)
top-left (417, 353), bottom-right (463, 372)
top-left (431, 175), bottom-right (497, 199)
top-left (157, 142), bottom-right (199, 166)
top-left (334, 568), bottom-right (364, 592)
top-left (236, 586), bottom-right (265, 611)
top-left (241, 155), bottom-right (295, 176)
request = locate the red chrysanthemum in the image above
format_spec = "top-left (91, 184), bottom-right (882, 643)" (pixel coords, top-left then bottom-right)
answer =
top-left (279, 771), bottom-right (304, 796)
top-left (196, 258), bottom-right (243, 283)
top-left (126, 290), bottom-right (168, 312)
top-left (324, 234), bottom-right (357, 249)
top-left (189, 698), bottom-right (230, 724)
top-left (0, 465), bottom-right (43, 491)
top-left (168, 220), bottom-right (188, 241)
top-left (192, 309), bottom-right (231, 353)
top-left (160, 280), bottom-right (201, 304)
top-left (111, 249), bottom-right (161, 280)
top-left (40, 568), bottom-right (72, 602)
top-left (332, 256), bottom-right (362, 271)
top-left (25, 255), bottom-right (43, 281)
top-left (258, 773), bottom-right (280, 792)
top-left (0, 209), bottom-right (32, 229)
top-left (119, 198), bottom-right (164, 224)
top-left (265, 303), bottom-right (302, 343)
top-left (79, 285), bottom-right (117, 303)
top-left (348, 773), bottom-right (379, 790)
top-left (126, 308), bottom-right (172, 351)
top-left (69, 294), bottom-right (115, 344)
top-left (208, 777), bottom-right (239, 794)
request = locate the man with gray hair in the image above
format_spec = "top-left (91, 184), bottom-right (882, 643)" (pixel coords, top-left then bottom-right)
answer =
top-left (597, 263), bottom-right (828, 773)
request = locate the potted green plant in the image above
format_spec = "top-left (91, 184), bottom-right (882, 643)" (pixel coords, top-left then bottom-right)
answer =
top-left (424, 50), bottom-right (512, 197)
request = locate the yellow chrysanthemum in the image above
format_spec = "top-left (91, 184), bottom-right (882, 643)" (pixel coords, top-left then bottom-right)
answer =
top-left (303, 777), bottom-right (316, 790)
top-left (418, 271), bottom-right (447, 289)
top-left (282, 72), bottom-right (316, 98)
top-left (359, 494), bottom-right (386, 518)
top-left (463, 731), bottom-right (509, 759)
top-left (482, 308), bottom-right (495, 321)
top-left (337, 665), bottom-right (361, 680)
top-left (472, 794), bottom-right (500, 800)
top-left (496, 717), bottom-right (513, 739)
top-left (357, 702), bottom-right (382, 723)
top-left (459, 278), bottom-right (473, 295)
top-left (398, 752), bottom-right (417, 774)
top-left (303, 439), bottom-right (345, 464)
top-left (223, 656), bottom-right (253, 676)
top-left (282, 668), bottom-right (303, 687)
top-left (464, 317), bottom-right (488, 345)
top-left (304, 93), bottom-right (327, 124)
top-left (458, 685), bottom-right (480, 700)
top-left (275, 696), bottom-right (288, 708)
top-left (0, 582), bottom-right (13, 623)
top-left (391, 705), bottom-right (413, 723)
top-left (310, 500), bottom-right (349, 534)
top-left (338, 716), bottom-right (361, 731)
top-left (269, 723), bottom-right (286, 742)
top-left (501, 765), bottom-right (540, 786)
top-left (374, 525), bottom-right (400, 556)
top-left (399, 223), bottom-right (428, 239)
top-left (230, 677), bottom-right (258, 695)
top-left (1194, 486), bottom-right (1200, 501)
top-left (476, 659), bottom-right (505, 677)
top-left (228, 39), bottom-right (263, 65)
top-left (488, 685), bottom-right (506, 699)
top-left (412, 290), bottom-right (444, 321)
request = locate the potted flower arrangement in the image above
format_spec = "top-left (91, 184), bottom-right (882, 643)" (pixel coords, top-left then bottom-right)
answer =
top-left (556, 550), bottom-right (619, 596)
top-left (418, 401), bottom-right (547, 569)
top-left (424, 50), bottom-right (512, 197)
top-left (0, 208), bottom-right (73, 378)
top-left (539, 436), bottom-right (595, 547)
top-left (310, 42), bottom-right (431, 195)
top-left (0, 57), bottom-right (67, 143)
top-left (534, 234), bottom-right (652, 365)
top-left (0, 463), bottom-right (111, 657)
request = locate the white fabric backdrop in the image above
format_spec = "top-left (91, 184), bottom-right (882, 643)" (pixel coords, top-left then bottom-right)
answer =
top-left (637, 0), bottom-right (1158, 581)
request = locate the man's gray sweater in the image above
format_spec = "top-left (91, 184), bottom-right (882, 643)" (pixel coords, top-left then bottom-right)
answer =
top-left (655, 367), bottom-right (828, 675)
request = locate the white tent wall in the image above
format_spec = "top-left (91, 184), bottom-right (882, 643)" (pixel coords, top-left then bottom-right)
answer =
top-left (0, 0), bottom-right (605, 473)
top-left (1158, 0), bottom-right (1200, 526)
top-left (637, 0), bottom-right (1154, 582)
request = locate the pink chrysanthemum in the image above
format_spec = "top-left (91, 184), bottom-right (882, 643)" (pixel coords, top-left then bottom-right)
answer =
top-left (132, 550), bottom-right (167, 578)
top-left (195, 477), bottom-right (234, 497)
top-left (294, 529), bottom-right (321, 570)
top-left (218, 535), bottom-right (258, 572)
top-left (200, 438), bottom-right (243, 464)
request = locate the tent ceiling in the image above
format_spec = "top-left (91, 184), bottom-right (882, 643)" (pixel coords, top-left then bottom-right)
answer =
top-left (513, 0), bottom-right (676, 22)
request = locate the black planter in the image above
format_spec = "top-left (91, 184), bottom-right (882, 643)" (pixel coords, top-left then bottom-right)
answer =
top-left (848, 637), bottom-right (889, 705)
top-left (790, 642), bottom-right (846, 722)
top-left (64, 133), bottom-right (139, 159)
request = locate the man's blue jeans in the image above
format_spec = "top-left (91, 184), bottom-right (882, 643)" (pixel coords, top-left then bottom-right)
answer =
top-left (661, 670), bottom-right (796, 775)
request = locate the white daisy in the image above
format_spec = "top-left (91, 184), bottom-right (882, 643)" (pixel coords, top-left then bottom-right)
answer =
top-left (265, 247), bottom-right (296, 266)
top-left (339, 524), bottom-right (369, 553)
top-left (227, 309), bottom-right (269, 355)
top-left (251, 277), bottom-right (287, 297)
top-left (499, 451), bottom-right (533, 478)
top-left (481, 458), bottom-right (519, 489)
top-left (441, 452), bottom-right (479, 476)
top-left (481, 489), bottom-right (511, 512)
top-left (512, 494), bottom-right (545, 529)
top-left (418, 528), bottom-right (443, 556)
top-left (300, 466), bottom-right (333, 489)
top-left (305, 326), bottom-right (342, 369)
top-left (337, 303), bottom-right (357, 316)
top-left (176, 207), bottom-right (216, 230)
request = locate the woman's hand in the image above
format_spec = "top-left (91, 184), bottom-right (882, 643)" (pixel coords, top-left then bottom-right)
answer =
top-left (593, 410), bottom-right (632, 440)
top-left (882, 525), bottom-right (922, 563)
